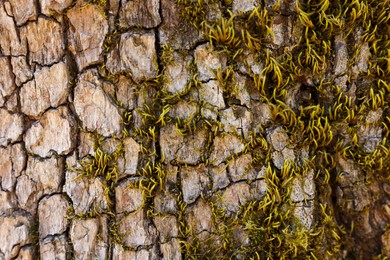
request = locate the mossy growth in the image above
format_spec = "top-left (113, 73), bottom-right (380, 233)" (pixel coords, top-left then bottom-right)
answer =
top-left (176, 158), bottom-right (345, 259)
top-left (85, 0), bottom-right (107, 8)
top-left (175, 0), bottom-right (390, 258)
top-left (65, 0), bottom-right (390, 257)
top-left (66, 131), bottom-right (124, 217)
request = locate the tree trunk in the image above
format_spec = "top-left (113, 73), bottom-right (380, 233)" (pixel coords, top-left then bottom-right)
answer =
top-left (0, 0), bottom-right (389, 259)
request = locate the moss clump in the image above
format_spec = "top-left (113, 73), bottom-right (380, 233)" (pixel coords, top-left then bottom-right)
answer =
top-left (66, 0), bottom-right (390, 257)
top-left (176, 0), bottom-right (390, 258)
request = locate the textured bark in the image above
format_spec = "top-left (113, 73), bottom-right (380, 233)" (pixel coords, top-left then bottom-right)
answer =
top-left (0, 0), bottom-right (389, 259)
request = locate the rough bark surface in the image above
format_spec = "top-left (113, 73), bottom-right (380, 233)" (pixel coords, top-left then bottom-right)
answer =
top-left (0, 0), bottom-right (389, 259)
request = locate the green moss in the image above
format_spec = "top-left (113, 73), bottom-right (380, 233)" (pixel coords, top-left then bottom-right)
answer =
top-left (86, 0), bottom-right (107, 8)
top-left (66, 0), bottom-right (390, 257)
top-left (176, 0), bottom-right (390, 258)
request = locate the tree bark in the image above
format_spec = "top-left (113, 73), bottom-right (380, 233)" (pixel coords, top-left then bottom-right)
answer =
top-left (0, 0), bottom-right (389, 259)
